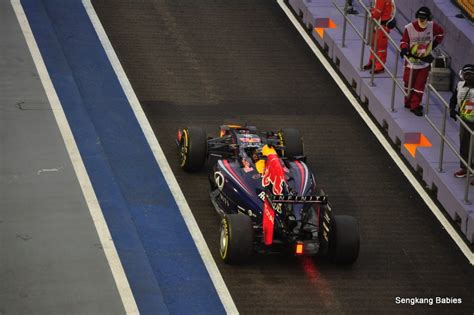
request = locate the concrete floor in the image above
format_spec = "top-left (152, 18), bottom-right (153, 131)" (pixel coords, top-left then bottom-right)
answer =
top-left (0, 1), bottom-right (124, 313)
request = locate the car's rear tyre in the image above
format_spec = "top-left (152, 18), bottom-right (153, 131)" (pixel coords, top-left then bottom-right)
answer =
top-left (178, 127), bottom-right (207, 172)
top-left (219, 214), bottom-right (253, 264)
top-left (278, 128), bottom-right (304, 158)
top-left (328, 215), bottom-right (360, 264)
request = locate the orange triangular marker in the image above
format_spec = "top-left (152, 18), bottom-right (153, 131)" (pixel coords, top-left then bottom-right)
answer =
top-left (314, 28), bottom-right (324, 38)
top-left (403, 133), bottom-right (432, 157)
top-left (419, 134), bottom-right (432, 147)
top-left (404, 143), bottom-right (418, 157)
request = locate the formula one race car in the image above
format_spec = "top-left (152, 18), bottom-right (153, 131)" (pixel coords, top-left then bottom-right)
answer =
top-left (176, 124), bottom-right (360, 264)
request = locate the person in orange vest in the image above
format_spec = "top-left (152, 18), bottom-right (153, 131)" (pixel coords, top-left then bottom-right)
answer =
top-left (399, 6), bottom-right (444, 116)
top-left (363, 0), bottom-right (396, 74)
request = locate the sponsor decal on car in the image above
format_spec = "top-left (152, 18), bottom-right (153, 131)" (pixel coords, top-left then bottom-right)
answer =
top-left (242, 158), bottom-right (254, 173)
top-left (239, 137), bottom-right (261, 143)
top-left (262, 198), bottom-right (275, 245)
top-left (261, 145), bottom-right (286, 196)
top-left (214, 171), bottom-right (225, 190)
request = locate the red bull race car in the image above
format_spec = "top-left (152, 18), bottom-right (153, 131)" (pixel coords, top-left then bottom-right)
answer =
top-left (176, 125), bottom-right (360, 264)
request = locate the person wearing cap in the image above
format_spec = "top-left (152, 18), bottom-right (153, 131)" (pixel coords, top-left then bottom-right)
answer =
top-left (399, 6), bottom-right (444, 117)
top-left (363, 0), bottom-right (396, 74)
top-left (345, 0), bottom-right (358, 15)
top-left (450, 65), bottom-right (474, 181)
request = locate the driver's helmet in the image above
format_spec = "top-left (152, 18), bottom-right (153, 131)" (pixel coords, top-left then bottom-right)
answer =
top-left (250, 147), bottom-right (262, 162)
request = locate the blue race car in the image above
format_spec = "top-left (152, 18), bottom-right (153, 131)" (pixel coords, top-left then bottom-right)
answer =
top-left (177, 124), bottom-right (359, 264)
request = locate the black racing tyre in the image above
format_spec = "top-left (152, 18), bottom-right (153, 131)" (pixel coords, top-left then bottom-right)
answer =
top-left (279, 128), bottom-right (304, 158)
top-left (328, 215), bottom-right (360, 264)
top-left (178, 127), bottom-right (207, 172)
top-left (219, 214), bottom-right (253, 264)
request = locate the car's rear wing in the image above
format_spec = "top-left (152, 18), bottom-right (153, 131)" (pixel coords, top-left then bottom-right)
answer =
top-left (270, 195), bottom-right (327, 204)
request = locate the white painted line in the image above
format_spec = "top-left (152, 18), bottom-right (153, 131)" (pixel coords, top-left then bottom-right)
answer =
top-left (82, 0), bottom-right (240, 313)
top-left (277, 0), bottom-right (474, 265)
top-left (37, 167), bottom-right (63, 175)
top-left (11, 1), bottom-right (140, 313)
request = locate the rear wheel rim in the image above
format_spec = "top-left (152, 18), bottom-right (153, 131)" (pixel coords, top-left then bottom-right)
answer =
top-left (220, 223), bottom-right (228, 259)
top-left (179, 141), bottom-right (188, 167)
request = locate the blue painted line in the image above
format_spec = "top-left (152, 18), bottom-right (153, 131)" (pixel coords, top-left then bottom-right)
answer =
top-left (21, 0), bottom-right (226, 314)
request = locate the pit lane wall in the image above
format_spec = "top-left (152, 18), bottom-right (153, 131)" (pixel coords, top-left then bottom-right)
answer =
top-left (15, 0), bottom-right (231, 313)
top-left (287, 0), bottom-right (474, 243)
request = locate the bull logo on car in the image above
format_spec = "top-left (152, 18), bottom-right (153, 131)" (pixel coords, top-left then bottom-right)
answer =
top-left (261, 145), bottom-right (286, 196)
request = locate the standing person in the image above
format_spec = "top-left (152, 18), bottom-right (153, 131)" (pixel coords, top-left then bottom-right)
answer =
top-left (450, 65), bottom-right (474, 180)
top-left (346, 0), bottom-right (358, 15)
top-left (399, 6), bottom-right (444, 117)
top-left (363, 0), bottom-right (396, 74)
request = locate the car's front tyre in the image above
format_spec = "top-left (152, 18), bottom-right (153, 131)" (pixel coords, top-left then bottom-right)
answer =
top-left (278, 128), bottom-right (304, 158)
top-left (178, 127), bottom-right (207, 172)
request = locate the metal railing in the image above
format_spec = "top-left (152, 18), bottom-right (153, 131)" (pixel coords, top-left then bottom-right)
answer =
top-left (333, 0), bottom-right (414, 113)
top-left (333, 0), bottom-right (474, 203)
top-left (425, 85), bottom-right (474, 203)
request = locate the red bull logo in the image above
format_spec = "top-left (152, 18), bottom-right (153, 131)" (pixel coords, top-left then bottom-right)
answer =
top-left (260, 145), bottom-right (286, 245)
top-left (261, 145), bottom-right (286, 196)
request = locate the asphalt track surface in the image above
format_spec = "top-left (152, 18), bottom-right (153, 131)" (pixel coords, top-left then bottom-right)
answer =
top-left (92, 0), bottom-right (474, 313)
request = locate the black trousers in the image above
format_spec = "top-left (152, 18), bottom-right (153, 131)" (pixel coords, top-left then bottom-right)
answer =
top-left (459, 120), bottom-right (474, 169)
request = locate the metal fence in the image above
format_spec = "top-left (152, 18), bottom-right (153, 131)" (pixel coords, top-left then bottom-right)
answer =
top-left (425, 85), bottom-right (474, 204)
top-left (332, 0), bottom-right (473, 203)
top-left (334, 0), bottom-right (414, 112)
